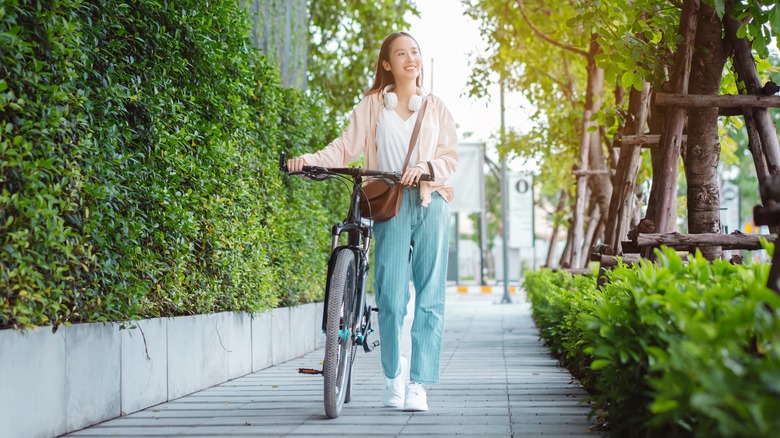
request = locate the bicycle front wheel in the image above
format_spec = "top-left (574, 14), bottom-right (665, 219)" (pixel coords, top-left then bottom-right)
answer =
top-left (323, 250), bottom-right (357, 419)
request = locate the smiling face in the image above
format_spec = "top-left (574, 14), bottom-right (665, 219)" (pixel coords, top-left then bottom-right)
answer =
top-left (381, 36), bottom-right (422, 86)
top-left (369, 32), bottom-right (424, 94)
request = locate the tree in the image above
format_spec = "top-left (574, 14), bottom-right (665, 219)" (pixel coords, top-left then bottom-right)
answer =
top-left (466, 0), bottom-right (780, 264)
top-left (308, 0), bottom-right (419, 115)
top-left (684, 1), bottom-right (730, 260)
top-left (465, 0), bottom-right (620, 267)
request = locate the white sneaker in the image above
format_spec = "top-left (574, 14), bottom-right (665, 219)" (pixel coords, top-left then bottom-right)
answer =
top-left (403, 382), bottom-right (428, 411)
top-left (382, 356), bottom-right (407, 408)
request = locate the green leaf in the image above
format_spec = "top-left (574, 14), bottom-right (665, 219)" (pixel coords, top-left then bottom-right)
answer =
top-left (620, 70), bottom-right (634, 90)
top-left (650, 398), bottom-right (679, 414)
top-left (633, 73), bottom-right (644, 92)
top-left (590, 359), bottom-right (610, 370)
top-left (737, 24), bottom-right (747, 39)
top-left (770, 6), bottom-right (780, 37)
top-left (711, 0), bottom-right (726, 18)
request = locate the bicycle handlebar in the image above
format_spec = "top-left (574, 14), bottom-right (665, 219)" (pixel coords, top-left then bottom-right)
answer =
top-left (279, 152), bottom-right (431, 182)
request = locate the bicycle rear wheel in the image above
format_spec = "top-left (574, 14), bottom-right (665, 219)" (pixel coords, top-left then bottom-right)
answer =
top-left (323, 250), bottom-right (357, 419)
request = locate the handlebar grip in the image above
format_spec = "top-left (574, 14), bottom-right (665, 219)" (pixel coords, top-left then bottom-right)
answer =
top-left (279, 152), bottom-right (288, 172)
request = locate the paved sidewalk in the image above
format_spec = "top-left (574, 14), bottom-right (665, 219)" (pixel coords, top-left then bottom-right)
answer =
top-left (65, 289), bottom-right (605, 437)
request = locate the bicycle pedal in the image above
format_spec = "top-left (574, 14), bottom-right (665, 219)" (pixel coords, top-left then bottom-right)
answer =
top-left (363, 339), bottom-right (380, 353)
top-left (298, 368), bottom-right (323, 375)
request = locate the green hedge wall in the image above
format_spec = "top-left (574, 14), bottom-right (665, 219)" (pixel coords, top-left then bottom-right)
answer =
top-left (1, 0), bottom-right (343, 329)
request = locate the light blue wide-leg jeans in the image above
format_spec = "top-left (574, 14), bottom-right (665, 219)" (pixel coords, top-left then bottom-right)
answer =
top-left (373, 188), bottom-right (450, 385)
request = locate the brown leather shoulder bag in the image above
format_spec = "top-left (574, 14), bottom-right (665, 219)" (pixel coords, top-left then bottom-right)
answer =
top-left (359, 97), bottom-right (428, 221)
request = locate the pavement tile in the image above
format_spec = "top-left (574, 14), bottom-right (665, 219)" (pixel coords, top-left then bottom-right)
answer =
top-left (64, 289), bottom-right (606, 437)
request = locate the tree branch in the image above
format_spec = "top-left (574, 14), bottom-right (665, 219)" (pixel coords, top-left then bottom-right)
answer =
top-left (516, 0), bottom-right (588, 57)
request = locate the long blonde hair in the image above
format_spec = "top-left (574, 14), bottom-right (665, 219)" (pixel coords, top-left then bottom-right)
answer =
top-left (366, 32), bottom-right (424, 95)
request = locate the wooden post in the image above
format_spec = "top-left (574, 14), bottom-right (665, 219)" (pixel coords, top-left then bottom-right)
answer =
top-left (753, 191), bottom-right (780, 295)
top-left (650, 0), bottom-right (700, 235)
top-left (722, 52), bottom-right (780, 175)
top-left (598, 253), bottom-right (641, 268)
top-left (572, 169), bottom-right (611, 176)
top-left (742, 107), bottom-right (772, 196)
top-left (582, 203), bottom-right (603, 263)
top-left (723, 8), bottom-right (780, 182)
top-left (634, 231), bottom-right (775, 250)
top-left (654, 93), bottom-right (780, 108)
top-left (559, 224), bottom-right (574, 268)
top-left (545, 189), bottom-right (568, 268)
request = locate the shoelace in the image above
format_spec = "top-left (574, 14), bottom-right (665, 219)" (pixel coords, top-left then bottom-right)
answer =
top-left (408, 384), bottom-right (425, 395)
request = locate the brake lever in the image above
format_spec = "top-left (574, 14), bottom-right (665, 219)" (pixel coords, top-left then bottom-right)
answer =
top-left (308, 173), bottom-right (330, 181)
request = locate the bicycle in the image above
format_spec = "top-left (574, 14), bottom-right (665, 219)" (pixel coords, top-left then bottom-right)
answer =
top-left (279, 152), bottom-right (429, 419)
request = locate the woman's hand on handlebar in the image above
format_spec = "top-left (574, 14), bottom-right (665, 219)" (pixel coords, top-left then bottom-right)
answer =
top-left (286, 157), bottom-right (308, 173)
top-left (401, 165), bottom-right (425, 187)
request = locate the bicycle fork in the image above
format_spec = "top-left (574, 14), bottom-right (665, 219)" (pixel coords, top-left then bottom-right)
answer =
top-left (352, 253), bottom-right (380, 353)
top-left (319, 246), bottom-right (379, 351)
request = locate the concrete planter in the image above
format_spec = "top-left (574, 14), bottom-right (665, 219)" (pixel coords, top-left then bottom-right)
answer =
top-left (0, 303), bottom-right (321, 438)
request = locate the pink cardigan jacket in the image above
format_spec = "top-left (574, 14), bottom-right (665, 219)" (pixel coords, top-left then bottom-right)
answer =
top-left (299, 92), bottom-right (458, 207)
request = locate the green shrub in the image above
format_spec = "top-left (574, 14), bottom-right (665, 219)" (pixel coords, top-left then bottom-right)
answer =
top-left (1, 0), bottom-right (341, 329)
top-left (524, 248), bottom-right (780, 437)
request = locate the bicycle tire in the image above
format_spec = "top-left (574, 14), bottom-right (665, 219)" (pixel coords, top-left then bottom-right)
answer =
top-left (344, 308), bottom-right (365, 403)
top-left (323, 250), bottom-right (357, 419)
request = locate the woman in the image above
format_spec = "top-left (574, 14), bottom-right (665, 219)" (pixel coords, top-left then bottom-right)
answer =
top-left (286, 32), bottom-right (457, 412)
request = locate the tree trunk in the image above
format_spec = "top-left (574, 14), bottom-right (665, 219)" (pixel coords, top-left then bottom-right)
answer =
top-left (588, 117), bottom-right (611, 224)
top-left (646, 0), bottom-right (700, 234)
top-left (683, 2), bottom-right (728, 260)
top-left (570, 34), bottom-right (604, 268)
top-left (559, 223), bottom-right (574, 268)
top-left (605, 82), bottom-right (652, 253)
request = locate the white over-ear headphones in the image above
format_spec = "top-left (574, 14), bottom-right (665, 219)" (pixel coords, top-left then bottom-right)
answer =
top-left (383, 85), bottom-right (424, 111)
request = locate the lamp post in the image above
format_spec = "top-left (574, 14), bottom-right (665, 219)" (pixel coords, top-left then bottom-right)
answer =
top-left (500, 80), bottom-right (511, 304)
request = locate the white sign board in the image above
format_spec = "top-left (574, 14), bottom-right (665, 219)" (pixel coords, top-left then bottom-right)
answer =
top-left (508, 172), bottom-right (534, 248)
top-left (451, 143), bottom-right (484, 213)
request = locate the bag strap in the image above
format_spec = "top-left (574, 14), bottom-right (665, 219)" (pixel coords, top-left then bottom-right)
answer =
top-left (401, 96), bottom-right (428, 171)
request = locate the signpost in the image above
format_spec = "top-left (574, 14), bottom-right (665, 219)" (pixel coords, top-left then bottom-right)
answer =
top-left (508, 172), bottom-right (535, 249)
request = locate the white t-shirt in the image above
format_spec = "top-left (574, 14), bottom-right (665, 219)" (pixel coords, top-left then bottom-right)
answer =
top-left (376, 107), bottom-right (419, 172)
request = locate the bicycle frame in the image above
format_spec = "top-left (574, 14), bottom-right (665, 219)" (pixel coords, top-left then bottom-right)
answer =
top-left (323, 173), bottom-right (376, 352)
